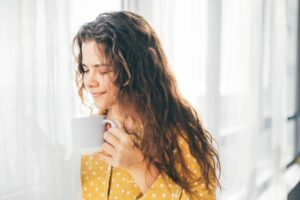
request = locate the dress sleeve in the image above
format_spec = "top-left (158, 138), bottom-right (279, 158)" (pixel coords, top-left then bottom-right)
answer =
top-left (137, 136), bottom-right (216, 200)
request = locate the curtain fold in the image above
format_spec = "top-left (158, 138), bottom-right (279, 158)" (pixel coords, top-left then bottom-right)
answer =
top-left (0, 0), bottom-right (76, 199)
top-left (0, 0), bottom-right (294, 199)
top-left (128, 0), bottom-right (292, 199)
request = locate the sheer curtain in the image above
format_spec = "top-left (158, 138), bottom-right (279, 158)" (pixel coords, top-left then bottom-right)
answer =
top-left (128, 0), bottom-right (293, 199)
top-left (1, 0), bottom-right (75, 199)
top-left (123, 0), bottom-right (208, 114)
top-left (0, 0), bottom-right (294, 199)
top-left (0, 0), bottom-right (123, 199)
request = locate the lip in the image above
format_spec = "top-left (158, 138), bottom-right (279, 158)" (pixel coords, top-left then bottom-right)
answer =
top-left (91, 92), bottom-right (106, 98)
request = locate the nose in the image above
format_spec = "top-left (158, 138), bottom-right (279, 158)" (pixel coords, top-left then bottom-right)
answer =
top-left (84, 69), bottom-right (99, 88)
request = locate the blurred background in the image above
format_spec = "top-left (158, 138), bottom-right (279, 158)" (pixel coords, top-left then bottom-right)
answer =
top-left (0, 0), bottom-right (299, 199)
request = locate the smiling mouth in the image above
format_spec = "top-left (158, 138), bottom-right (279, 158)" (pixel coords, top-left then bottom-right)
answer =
top-left (92, 92), bottom-right (106, 98)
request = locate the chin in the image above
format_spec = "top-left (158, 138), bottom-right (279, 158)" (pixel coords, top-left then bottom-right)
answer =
top-left (94, 102), bottom-right (104, 111)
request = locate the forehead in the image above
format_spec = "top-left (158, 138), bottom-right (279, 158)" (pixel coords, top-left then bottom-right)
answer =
top-left (81, 41), bottom-right (109, 65)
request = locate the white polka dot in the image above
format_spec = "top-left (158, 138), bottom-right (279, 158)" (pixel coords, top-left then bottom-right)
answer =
top-left (95, 161), bottom-right (98, 165)
top-left (97, 177), bottom-right (101, 180)
top-left (116, 172), bottom-right (121, 176)
top-left (116, 184), bottom-right (120, 188)
top-left (90, 182), bottom-right (94, 186)
top-left (95, 187), bottom-right (99, 191)
top-left (160, 183), bottom-right (164, 188)
top-left (82, 171), bottom-right (86, 174)
top-left (112, 179), bottom-right (115, 182)
top-left (100, 166), bottom-right (104, 170)
top-left (122, 177), bottom-right (126, 181)
top-left (200, 193), bottom-right (203, 197)
top-left (83, 187), bottom-right (87, 191)
top-left (88, 166), bottom-right (92, 170)
top-left (88, 193), bottom-right (92, 197)
top-left (114, 196), bottom-right (119, 199)
top-left (102, 181), bottom-right (106, 185)
top-left (162, 193), bottom-right (167, 198)
top-left (152, 193), bottom-right (157, 198)
top-left (121, 190), bottom-right (125, 193)
top-left (126, 191), bottom-right (130, 195)
top-left (101, 193), bottom-right (105, 197)
top-left (85, 176), bottom-right (89, 180)
top-left (93, 171), bottom-right (96, 175)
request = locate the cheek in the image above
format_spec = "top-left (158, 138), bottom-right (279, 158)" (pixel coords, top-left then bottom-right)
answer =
top-left (103, 75), bottom-right (116, 90)
top-left (107, 84), bottom-right (118, 96)
top-left (106, 82), bottom-right (119, 99)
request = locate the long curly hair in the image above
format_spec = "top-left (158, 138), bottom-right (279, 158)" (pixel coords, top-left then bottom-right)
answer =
top-left (73, 11), bottom-right (220, 196)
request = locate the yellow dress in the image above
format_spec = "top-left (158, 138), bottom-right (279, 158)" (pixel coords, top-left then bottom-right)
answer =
top-left (81, 136), bottom-right (216, 200)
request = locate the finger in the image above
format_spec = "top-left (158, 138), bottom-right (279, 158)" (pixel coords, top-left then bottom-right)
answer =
top-left (107, 128), bottom-right (128, 142)
top-left (103, 131), bottom-right (120, 147)
top-left (92, 151), bottom-right (109, 159)
top-left (100, 142), bottom-right (116, 156)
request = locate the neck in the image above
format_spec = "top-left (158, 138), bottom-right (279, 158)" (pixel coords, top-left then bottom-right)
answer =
top-left (106, 104), bottom-right (124, 129)
top-left (106, 104), bottom-right (141, 133)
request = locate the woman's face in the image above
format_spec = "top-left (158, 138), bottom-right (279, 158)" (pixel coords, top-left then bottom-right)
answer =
top-left (82, 41), bottom-right (119, 113)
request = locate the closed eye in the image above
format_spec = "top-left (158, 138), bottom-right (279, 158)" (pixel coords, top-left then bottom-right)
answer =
top-left (81, 63), bottom-right (113, 74)
top-left (98, 70), bottom-right (109, 75)
top-left (82, 67), bottom-right (89, 74)
top-left (80, 63), bottom-right (89, 74)
top-left (96, 66), bottom-right (113, 75)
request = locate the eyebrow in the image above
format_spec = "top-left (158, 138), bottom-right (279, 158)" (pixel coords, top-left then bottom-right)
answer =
top-left (82, 63), bottom-right (112, 68)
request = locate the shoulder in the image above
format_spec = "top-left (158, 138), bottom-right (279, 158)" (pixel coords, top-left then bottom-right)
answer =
top-left (175, 132), bottom-right (217, 189)
top-left (175, 133), bottom-right (199, 170)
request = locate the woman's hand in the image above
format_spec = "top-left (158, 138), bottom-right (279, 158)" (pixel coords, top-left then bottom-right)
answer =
top-left (93, 127), bottom-right (160, 193)
top-left (93, 127), bottom-right (144, 170)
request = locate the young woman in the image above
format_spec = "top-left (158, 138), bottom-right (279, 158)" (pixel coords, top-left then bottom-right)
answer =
top-left (73, 11), bottom-right (220, 200)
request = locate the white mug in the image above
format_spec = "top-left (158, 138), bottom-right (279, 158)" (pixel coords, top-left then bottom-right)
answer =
top-left (71, 115), bottom-right (116, 155)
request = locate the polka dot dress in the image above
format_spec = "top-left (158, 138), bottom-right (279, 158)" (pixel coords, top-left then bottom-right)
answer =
top-left (80, 136), bottom-right (216, 200)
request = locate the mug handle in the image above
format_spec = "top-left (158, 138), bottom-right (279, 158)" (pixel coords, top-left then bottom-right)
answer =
top-left (102, 119), bottom-right (117, 131)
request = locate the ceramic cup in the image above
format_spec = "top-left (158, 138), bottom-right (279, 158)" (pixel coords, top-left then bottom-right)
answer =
top-left (71, 115), bottom-right (116, 155)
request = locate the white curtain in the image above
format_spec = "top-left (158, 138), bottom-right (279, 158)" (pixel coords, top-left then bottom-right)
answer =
top-left (0, 0), bottom-right (295, 199)
top-left (128, 0), bottom-right (293, 199)
top-left (0, 0), bottom-right (123, 199)
top-left (0, 0), bottom-right (76, 199)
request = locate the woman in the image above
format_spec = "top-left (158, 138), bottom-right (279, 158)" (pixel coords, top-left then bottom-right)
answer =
top-left (73, 11), bottom-right (220, 200)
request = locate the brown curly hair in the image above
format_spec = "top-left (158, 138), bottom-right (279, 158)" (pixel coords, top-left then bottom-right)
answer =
top-left (73, 11), bottom-right (220, 196)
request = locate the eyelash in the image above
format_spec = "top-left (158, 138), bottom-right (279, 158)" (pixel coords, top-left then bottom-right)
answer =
top-left (82, 69), bottom-right (108, 75)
